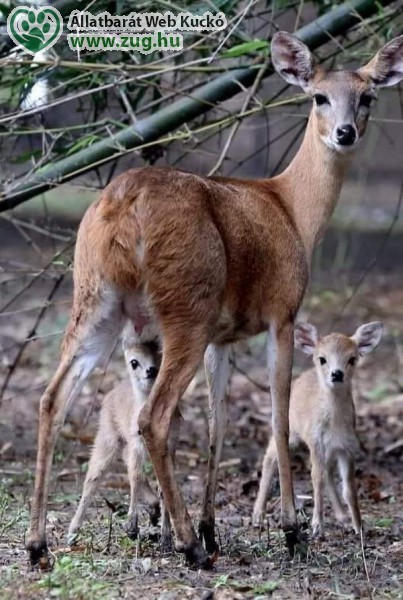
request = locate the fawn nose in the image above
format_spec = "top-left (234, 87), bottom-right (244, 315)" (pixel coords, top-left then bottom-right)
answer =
top-left (331, 369), bottom-right (344, 383)
top-left (146, 366), bottom-right (158, 380)
top-left (336, 125), bottom-right (356, 146)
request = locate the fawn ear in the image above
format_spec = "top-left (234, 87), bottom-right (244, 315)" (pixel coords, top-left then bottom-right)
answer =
top-left (122, 321), bottom-right (137, 350)
top-left (358, 36), bottom-right (403, 87)
top-left (271, 32), bottom-right (318, 91)
top-left (351, 322), bottom-right (383, 355)
top-left (294, 323), bottom-right (318, 355)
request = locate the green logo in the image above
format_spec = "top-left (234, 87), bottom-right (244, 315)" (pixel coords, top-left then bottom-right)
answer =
top-left (7, 6), bottom-right (63, 55)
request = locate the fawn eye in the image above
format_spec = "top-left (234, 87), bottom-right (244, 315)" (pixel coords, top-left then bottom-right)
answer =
top-left (360, 94), bottom-right (373, 108)
top-left (130, 359), bottom-right (139, 370)
top-left (319, 357), bottom-right (327, 365)
top-left (348, 356), bottom-right (357, 366)
top-left (314, 94), bottom-right (329, 106)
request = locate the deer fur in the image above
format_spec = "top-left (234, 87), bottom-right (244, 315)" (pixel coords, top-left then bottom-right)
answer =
top-left (253, 321), bottom-right (383, 536)
top-left (26, 33), bottom-right (403, 569)
top-left (68, 326), bottom-right (180, 550)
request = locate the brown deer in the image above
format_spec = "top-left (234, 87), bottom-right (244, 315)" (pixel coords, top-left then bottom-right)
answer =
top-left (253, 321), bottom-right (383, 536)
top-left (26, 32), bottom-right (403, 569)
top-left (68, 325), bottom-right (180, 549)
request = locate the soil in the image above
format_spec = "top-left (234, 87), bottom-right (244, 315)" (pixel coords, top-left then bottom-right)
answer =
top-left (0, 231), bottom-right (402, 599)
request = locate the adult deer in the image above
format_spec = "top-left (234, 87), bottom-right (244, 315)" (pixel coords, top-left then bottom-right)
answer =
top-left (26, 32), bottom-right (403, 569)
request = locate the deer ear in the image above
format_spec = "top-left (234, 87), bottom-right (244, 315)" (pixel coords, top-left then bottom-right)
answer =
top-left (271, 32), bottom-right (318, 91)
top-left (351, 321), bottom-right (383, 355)
top-left (294, 323), bottom-right (318, 355)
top-left (358, 36), bottom-right (403, 87)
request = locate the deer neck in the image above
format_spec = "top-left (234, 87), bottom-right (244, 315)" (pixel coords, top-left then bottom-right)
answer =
top-left (273, 111), bottom-right (350, 260)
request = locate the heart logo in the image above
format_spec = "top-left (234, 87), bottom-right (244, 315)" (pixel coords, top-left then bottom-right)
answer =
top-left (7, 6), bottom-right (63, 56)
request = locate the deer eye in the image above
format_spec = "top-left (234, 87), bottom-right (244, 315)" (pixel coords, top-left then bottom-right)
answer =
top-left (314, 94), bottom-right (329, 106)
top-left (319, 357), bottom-right (327, 365)
top-left (130, 359), bottom-right (139, 370)
top-left (348, 357), bottom-right (357, 366)
top-left (360, 94), bottom-right (373, 108)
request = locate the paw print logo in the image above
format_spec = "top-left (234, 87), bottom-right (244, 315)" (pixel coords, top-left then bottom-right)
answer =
top-left (7, 6), bottom-right (63, 56)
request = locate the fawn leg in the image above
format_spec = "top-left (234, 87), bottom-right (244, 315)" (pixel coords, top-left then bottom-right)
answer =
top-left (326, 459), bottom-right (348, 525)
top-left (310, 449), bottom-right (325, 538)
top-left (253, 437), bottom-right (278, 526)
top-left (339, 454), bottom-right (361, 534)
top-left (198, 344), bottom-right (230, 554)
top-left (125, 439), bottom-right (152, 540)
top-left (68, 426), bottom-right (119, 542)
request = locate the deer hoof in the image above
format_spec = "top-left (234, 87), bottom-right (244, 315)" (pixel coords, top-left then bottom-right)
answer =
top-left (177, 541), bottom-right (214, 570)
top-left (284, 525), bottom-right (308, 559)
top-left (147, 502), bottom-right (161, 528)
top-left (160, 532), bottom-right (173, 554)
top-left (26, 538), bottom-right (53, 570)
top-left (198, 520), bottom-right (219, 555)
top-left (125, 520), bottom-right (139, 541)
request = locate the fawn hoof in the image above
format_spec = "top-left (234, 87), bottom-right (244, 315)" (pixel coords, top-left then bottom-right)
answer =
top-left (26, 538), bottom-right (53, 570)
top-left (284, 525), bottom-right (308, 559)
top-left (198, 520), bottom-right (219, 555)
top-left (176, 540), bottom-right (214, 570)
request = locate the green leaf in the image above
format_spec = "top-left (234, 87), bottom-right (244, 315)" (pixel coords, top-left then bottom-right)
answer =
top-left (222, 40), bottom-right (269, 58)
top-left (375, 517), bottom-right (393, 528)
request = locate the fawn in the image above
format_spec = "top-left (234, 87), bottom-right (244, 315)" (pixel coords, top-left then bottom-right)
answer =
top-left (253, 321), bottom-right (383, 536)
top-left (68, 326), bottom-right (180, 550)
top-left (26, 33), bottom-right (403, 569)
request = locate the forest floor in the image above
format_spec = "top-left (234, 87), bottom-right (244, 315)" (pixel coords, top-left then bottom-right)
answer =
top-left (0, 235), bottom-right (402, 599)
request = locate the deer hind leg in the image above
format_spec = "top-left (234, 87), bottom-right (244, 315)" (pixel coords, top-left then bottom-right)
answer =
top-left (68, 420), bottom-right (120, 543)
top-left (338, 454), bottom-right (361, 534)
top-left (198, 344), bottom-right (230, 555)
top-left (138, 327), bottom-right (211, 569)
top-left (160, 407), bottom-right (181, 553)
top-left (26, 289), bottom-right (124, 567)
top-left (253, 437), bottom-right (278, 526)
top-left (268, 320), bottom-right (306, 556)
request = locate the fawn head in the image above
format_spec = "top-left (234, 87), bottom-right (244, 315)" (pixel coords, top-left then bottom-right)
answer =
top-left (295, 321), bottom-right (383, 390)
top-left (122, 324), bottom-right (161, 393)
top-left (271, 32), bottom-right (403, 153)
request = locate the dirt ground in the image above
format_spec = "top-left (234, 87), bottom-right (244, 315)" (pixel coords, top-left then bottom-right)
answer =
top-left (0, 232), bottom-right (402, 599)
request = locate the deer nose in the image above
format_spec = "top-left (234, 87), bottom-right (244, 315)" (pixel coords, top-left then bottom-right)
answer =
top-left (336, 125), bottom-right (356, 146)
top-left (146, 366), bottom-right (158, 380)
top-left (331, 369), bottom-right (344, 383)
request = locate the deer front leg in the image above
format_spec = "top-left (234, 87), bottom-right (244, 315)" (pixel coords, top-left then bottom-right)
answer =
top-left (253, 437), bottom-right (278, 526)
top-left (199, 344), bottom-right (230, 554)
top-left (268, 321), bottom-right (305, 556)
